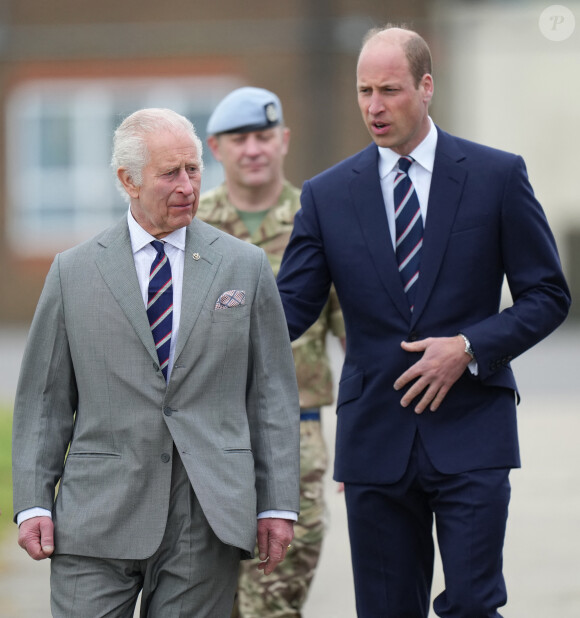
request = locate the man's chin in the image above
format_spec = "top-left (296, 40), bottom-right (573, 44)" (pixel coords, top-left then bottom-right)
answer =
top-left (242, 172), bottom-right (270, 187)
top-left (369, 131), bottom-right (395, 149)
top-left (169, 211), bottom-right (194, 230)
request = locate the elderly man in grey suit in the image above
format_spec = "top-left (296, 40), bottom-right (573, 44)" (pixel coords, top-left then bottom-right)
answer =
top-left (12, 108), bottom-right (300, 617)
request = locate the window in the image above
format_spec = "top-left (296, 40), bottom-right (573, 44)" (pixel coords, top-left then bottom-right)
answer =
top-left (6, 75), bottom-right (239, 254)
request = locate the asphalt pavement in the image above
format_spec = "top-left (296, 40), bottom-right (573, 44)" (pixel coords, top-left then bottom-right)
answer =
top-left (1, 324), bottom-right (579, 617)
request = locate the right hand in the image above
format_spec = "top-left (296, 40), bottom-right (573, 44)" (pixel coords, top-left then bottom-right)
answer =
top-left (18, 516), bottom-right (54, 560)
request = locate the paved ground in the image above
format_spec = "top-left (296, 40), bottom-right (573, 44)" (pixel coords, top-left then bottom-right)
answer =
top-left (1, 324), bottom-right (579, 617)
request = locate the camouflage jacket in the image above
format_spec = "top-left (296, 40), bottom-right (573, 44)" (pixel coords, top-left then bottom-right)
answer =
top-left (198, 181), bottom-right (345, 408)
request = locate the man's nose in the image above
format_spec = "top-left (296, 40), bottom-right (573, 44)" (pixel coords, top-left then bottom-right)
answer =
top-left (368, 92), bottom-right (385, 115)
top-left (243, 135), bottom-right (262, 155)
top-left (176, 169), bottom-right (195, 194)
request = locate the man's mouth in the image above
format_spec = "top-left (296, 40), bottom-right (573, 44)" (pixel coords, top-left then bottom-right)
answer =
top-left (244, 162), bottom-right (267, 172)
top-left (372, 121), bottom-right (390, 134)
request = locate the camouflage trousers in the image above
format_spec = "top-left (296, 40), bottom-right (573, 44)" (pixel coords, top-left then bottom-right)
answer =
top-left (232, 418), bottom-right (328, 618)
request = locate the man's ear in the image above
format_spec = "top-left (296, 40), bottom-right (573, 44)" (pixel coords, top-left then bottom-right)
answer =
top-left (281, 127), bottom-right (291, 156)
top-left (206, 135), bottom-right (222, 162)
top-left (420, 73), bottom-right (434, 105)
top-left (117, 168), bottom-right (140, 199)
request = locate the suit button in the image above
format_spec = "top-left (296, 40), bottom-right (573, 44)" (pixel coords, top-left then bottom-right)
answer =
top-left (163, 407), bottom-right (173, 416)
top-left (409, 331), bottom-right (418, 341)
top-left (161, 453), bottom-right (171, 463)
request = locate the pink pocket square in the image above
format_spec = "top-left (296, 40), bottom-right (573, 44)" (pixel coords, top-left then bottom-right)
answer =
top-left (215, 290), bottom-right (246, 310)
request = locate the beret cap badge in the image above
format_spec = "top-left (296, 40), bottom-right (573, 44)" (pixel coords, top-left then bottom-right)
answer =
top-left (265, 102), bottom-right (278, 123)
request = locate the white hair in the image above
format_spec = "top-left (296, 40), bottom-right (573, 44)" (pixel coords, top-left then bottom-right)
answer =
top-left (111, 108), bottom-right (204, 203)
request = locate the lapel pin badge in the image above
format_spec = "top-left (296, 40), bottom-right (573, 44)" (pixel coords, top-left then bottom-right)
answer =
top-left (192, 252), bottom-right (200, 261)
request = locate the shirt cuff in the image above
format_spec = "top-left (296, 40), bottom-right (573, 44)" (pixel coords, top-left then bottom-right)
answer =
top-left (467, 358), bottom-right (479, 376)
top-left (16, 507), bottom-right (52, 527)
top-left (257, 510), bottom-right (298, 521)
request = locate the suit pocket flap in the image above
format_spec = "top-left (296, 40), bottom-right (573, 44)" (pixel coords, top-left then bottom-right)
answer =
top-left (337, 371), bottom-right (364, 408)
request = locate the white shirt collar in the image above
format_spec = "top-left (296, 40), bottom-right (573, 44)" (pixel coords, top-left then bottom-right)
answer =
top-left (378, 117), bottom-right (438, 179)
top-left (127, 209), bottom-right (186, 254)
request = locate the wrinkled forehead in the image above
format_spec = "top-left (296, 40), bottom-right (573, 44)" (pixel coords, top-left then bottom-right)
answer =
top-left (146, 129), bottom-right (200, 165)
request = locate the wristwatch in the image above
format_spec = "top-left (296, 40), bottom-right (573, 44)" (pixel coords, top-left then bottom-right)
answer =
top-left (458, 333), bottom-right (474, 359)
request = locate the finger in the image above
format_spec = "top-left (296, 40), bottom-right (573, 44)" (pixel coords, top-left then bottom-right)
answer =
top-left (257, 555), bottom-right (279, 576)
top-left (19, 531), bottom-right (44, 560)
top-left (429, 384), bottom-right (450, 412)
top-left (256, 523), bottom-right (269, 561)
top-left (258, 540), bottom-right (288, 575)
top-left (400, 339), bottom-right (425, 352)
top-left (39, 518), bottom-right (55, 556)
top-left (18, 534), bottom-right (40, 558)
top-left (268, 540), bottom-right (285, 564)
top-left (399, 376), bottom-right (428, 407)
top-left (414, 383), bottom-right (441, 414)
top-left (262, 552), bottom-right (283, 575)
top-left (261, 559), bottom-right (276, 576)
top-left (394, 369), bottom-right (419, 392)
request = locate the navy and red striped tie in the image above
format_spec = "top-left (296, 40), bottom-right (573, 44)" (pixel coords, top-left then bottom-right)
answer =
top-left (147, 240), bottom-right (173, 380)
top-left (394, 156), bottom-right (423, 311)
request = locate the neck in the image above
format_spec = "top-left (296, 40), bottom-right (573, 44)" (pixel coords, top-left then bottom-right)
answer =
top-left (226, 178), bottom-right (285, 212)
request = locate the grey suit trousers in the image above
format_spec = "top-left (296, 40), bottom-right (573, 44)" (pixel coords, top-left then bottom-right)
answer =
top-left (50, 447), bottom-right (241, 617)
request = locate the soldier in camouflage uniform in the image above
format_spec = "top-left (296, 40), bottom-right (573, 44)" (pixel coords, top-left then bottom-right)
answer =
top-left (199, 87), bottom-right (345, 618)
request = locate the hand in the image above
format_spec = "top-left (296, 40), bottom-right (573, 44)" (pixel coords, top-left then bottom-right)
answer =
top-left (393, 335), bottom-right (471, 414)
top-left (256, 518), bottom-right (294, 575)
top-left (18, 516), bottom-right (54, 560)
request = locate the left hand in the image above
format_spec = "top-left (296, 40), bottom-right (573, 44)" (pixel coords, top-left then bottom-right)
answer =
top-left (393, 335), bottom-right (471, 414)
top-left (256, 517), bottom-right (294, 575)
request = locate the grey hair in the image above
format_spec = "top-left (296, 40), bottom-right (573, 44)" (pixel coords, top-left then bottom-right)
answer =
top-left (111, 108), bottom-right (204, 202)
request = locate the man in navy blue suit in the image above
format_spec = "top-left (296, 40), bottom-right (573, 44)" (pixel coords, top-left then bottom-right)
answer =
top-left (277, 26), bottom-right (571, 617)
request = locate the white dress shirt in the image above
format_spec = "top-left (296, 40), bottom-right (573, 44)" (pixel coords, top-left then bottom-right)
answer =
top-left (377, 116), bottom-right (437, 248)
top-left (127, 210), bottom-right (185, 382)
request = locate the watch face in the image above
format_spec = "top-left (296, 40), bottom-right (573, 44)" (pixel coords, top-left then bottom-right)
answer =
top-left (460, 334), bottom-right (474, 358)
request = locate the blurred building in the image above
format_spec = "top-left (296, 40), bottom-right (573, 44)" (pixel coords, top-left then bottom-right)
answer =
top-left (1, 0), bottom-right (578, 322)
top-left (0, 0), bottom-right (432, 321)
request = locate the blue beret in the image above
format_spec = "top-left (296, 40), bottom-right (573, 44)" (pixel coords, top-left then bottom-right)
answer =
top-left (207, 87), bottom-right (284, 135)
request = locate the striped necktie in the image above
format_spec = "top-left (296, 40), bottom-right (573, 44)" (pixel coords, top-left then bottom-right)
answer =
top-left (147, 240), bottom-right (173, 380)
top-left (394, 156), bottom-right (423, 311)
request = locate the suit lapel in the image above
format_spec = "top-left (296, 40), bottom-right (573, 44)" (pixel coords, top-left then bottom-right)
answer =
top-left (95, 219), bottom-right (159, 364)
top-left (173, 218), bottom-right (223, 364)
top-left (411, 129), bottom-right (467, 325)
top-left (349, 144), bottom-right (410, 320)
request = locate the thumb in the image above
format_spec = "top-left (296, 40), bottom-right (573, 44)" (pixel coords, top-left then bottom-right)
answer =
top-left (401, 339), bottom-right (425, 352)
top-left (39, 518), bottom-right (55, 556)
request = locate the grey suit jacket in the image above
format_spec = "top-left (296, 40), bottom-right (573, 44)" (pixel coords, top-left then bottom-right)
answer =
top-left (12, 217), bottom-right (300, 559)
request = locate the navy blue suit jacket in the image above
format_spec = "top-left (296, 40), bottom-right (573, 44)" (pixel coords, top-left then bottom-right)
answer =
top-left (277, 127), bottom-right (570, 484)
